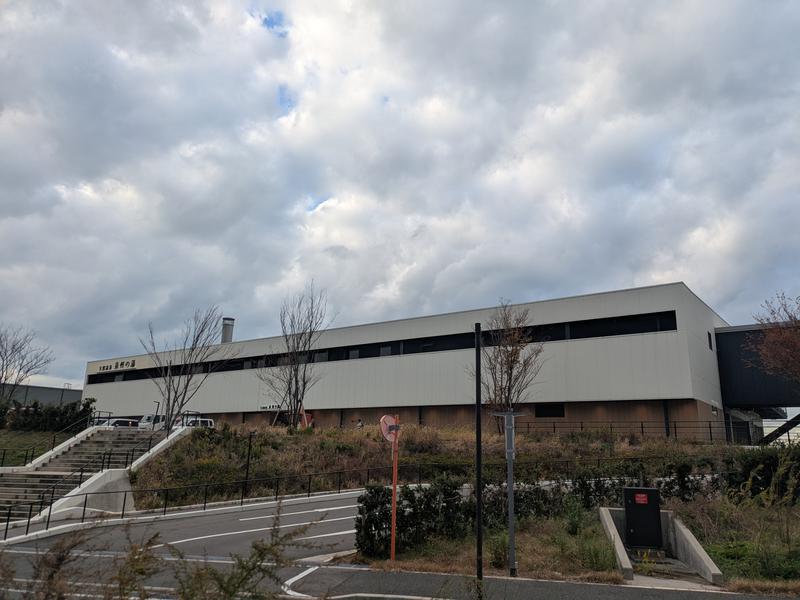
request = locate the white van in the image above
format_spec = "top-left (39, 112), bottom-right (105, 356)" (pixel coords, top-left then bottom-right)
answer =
top-left (98, 418), bottom-right (139, 427)
top-left (172, 413), bottom-right (215, 429)
top-left (138, 414), bottom-right (166, 430)
top-left (185, 417), bottom-right (215, 428)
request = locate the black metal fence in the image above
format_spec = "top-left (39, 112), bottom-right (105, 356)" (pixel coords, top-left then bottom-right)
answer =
top-left (513, 418), bottom-right (757, 444)
top-left (1, 452), bottom-right (723, 540)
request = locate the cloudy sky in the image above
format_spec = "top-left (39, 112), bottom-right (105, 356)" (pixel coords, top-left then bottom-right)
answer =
top-left (1, 0), bottom-right (799, 387)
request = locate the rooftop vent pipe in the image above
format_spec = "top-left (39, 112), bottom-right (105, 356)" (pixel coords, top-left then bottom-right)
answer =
top-left (221, 317), bottom-right (235, 343)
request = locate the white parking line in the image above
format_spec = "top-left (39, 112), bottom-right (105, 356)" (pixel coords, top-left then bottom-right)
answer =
top-left (281, 566), bottom-right (319, 598)
top-left (298, 529), bottom-right (356, 541)
top-left (156, 515), bottom-right (355, 547)
top-left (239, 503), bottom-right (357, 522)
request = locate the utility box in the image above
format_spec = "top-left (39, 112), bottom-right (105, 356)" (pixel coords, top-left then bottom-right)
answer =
top-left (623, 487), bottom-right (662, 549)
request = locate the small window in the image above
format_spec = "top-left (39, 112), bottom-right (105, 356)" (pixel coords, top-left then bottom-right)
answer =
top-left (348, 349), bottom-right (360, 360)
top-left (535, 403), bottom-right (565, 418)
top-left (314, 351), bottom-right (328, 363)
top-left (707, 331), bottom-right (713, 351)
top-left (380, 345), bottom-right (392, 357)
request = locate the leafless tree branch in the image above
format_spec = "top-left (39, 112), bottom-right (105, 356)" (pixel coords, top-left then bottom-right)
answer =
top-left (257, 283), bottom-right (329, 430)
top-left (0, 323), bottom-right (55, 405)
top-left (140, 306), bottom-right (236, 433)
top-left (469, 300), bottom-right (545, 430)
top-left (750, 292), bottom-right (800, 386)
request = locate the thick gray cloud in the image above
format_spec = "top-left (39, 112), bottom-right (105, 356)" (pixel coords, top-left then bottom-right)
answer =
top-left (1, 0), bottom-right (799, 386)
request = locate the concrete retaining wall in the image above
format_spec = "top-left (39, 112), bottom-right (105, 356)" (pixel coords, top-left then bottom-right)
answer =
top-left (598, 506), bottom-right (634, 579)
top-left (51, 469), bottom-right (133, 516)
top-left (130, 426), bottom-right (190, 472)
top-left (601, 507), bottom-right (723, 585)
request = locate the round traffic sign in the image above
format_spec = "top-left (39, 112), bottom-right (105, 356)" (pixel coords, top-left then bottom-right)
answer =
top-left (380, 414), bottom-right (400, 442)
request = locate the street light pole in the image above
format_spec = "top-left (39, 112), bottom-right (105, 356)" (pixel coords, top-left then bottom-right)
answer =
top-left (474, 322), bottom-right (483, 589)
top-left (504, 411), bottom-right (518, 577)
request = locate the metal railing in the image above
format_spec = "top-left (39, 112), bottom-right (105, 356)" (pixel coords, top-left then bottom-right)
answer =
top-left (0, 452), bottom-right (729, 540)
top-left (0, 447), bottom-right (36, 467)
top-left (512, 418), bottom-right (756, 444)
top-left (0, 429), bottom-right (164, 537)
top-left (49, 410), bottom-right (113, 451)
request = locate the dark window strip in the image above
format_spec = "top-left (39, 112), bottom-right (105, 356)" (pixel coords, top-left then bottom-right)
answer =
top-left (87, 310), bottom-right (677, 385)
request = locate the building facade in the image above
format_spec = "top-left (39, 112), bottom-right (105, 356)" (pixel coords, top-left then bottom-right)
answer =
top-left (1, 383), bottom-right (82, 407)
top-left (83, 282), bottom-right (741, 436)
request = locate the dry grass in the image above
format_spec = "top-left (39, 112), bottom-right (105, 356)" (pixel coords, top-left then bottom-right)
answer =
top-left (726, 578), bottom-right (800, 596)
top-left (133, 423), bottom-right (737, 508)
top-left (0, 430), bottom-right (72, 465)
top-left (361, 514), bottom-right (621, 584)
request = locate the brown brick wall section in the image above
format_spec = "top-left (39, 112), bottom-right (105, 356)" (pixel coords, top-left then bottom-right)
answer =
top-left (215, 398), bottom-right (724, 441)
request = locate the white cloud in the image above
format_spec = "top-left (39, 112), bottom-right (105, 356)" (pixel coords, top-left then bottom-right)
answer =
top-left (0, 0), bottom-right (799, 386)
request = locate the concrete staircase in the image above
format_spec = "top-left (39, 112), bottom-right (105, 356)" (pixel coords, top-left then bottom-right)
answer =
top-left (0, 428), bottom-right (164, 521)
top-left (0, 472), bottom-right (83, 520)
top-left (36, 429), bottom-right (165, 473)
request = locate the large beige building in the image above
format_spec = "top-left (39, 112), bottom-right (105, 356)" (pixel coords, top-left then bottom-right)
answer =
top-left (82, 282), bottom-right (752, 438)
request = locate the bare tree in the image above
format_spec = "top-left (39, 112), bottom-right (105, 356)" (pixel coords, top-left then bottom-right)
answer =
top-left (0, 323), bottom-right (55, 405)
top-left (140, 306), bottom-right (235, 433)
top-left (474, 300), bottom-right (545, 428)
top-left (257, 283), bottom-right (329, 430)
top-left (751, 292), bottom-right (800, 386)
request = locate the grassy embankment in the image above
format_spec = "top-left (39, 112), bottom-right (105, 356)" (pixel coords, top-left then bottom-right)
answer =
top-left (132, 423), bottom-right (737, 506)
top-left (0, 430), bottom-right (72, 466)
top-left (668, 496), bottom-right (800, 595)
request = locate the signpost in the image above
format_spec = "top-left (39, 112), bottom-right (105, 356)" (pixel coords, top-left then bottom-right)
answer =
top-left (380, 414), bottom-right (401, 561)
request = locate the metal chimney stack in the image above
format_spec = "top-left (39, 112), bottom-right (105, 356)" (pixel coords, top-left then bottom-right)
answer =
top-left (221, 317), bottom-right (235, 343)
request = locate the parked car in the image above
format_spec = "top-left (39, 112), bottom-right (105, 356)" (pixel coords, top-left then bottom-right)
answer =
top-left (172, 412), bottom-right (215, 429)
top-left (97, 418), bottom-right (139, 427)
top-left (185, 417), bottom-right (214, 428)
top-left (138, 414), bottom-right (166, 430)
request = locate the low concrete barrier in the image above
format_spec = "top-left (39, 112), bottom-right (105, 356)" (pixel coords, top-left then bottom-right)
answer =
top-left (600, 506), bottom-right (723, 585)
top-left (663, 511), bottom-right (724, 585)
top-left (598, 507), bottom-right (634, 580)
top-left (130, 426), bottom-right (190, 472)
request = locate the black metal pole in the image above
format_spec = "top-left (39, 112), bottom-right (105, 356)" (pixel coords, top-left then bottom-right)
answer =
top-left (45, 488), bottom-right (55, 530)
top-left (475, 322), bottom-right (483, 587)
top-left (243, 431), bottom-right (254, 498)
top-left (25, 504), bottom-right (33, 535)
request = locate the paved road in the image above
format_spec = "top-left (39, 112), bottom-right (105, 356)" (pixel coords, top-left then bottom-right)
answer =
top-left (12, 489), bottom-right (361, 561)
top-left (0, 491), bottom-right (778, 599)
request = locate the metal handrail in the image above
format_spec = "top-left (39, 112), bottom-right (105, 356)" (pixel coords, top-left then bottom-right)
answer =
top-left (0, 455), bottom-right (742, 540)
top-left (0, 428), bottom-right (164, 533)
top-left (0, 446), bottom-right (36, 467)
top-left (48, 410), bottom-right (111, 452)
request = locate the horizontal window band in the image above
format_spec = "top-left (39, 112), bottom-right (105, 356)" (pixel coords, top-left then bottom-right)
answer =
top-left (86, 310), bottom-right (677, 385)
